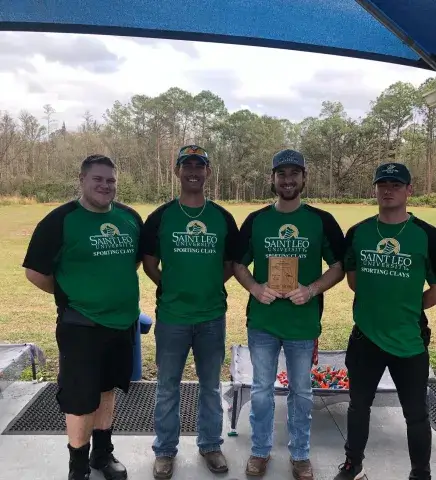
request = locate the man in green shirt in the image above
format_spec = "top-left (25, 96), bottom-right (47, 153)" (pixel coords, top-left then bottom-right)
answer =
top-left (141, 145), bottom-right (239, 479)
top-left (334, 163), bottom-right (436, 480)
top-left (233, 149), bottom-right (346, 479)
top-left (22, 155), bottom-right (143, 480)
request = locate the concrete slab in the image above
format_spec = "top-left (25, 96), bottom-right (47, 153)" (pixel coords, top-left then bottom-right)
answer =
top-left (326, 393), bottom-right (436, 479)
top-left (0, 382), bottom-right (433, 480)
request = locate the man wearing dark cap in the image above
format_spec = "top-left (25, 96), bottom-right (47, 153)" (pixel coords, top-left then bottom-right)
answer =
top-left (234, 149), bottom-right (346, 479)
top-left (334, 162), bottom-right (436, 480)
top-left (141, 145), bottom-right (239, 479)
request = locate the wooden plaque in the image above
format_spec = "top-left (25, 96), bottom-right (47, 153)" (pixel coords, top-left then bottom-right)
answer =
top-left (268, 256), bottom-right (299, 294)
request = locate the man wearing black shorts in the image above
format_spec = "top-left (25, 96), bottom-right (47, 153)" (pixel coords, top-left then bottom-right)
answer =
top-left (334, 162), bottom-right (436, 480)
top-left (23, 155), bottom-right (143, 480)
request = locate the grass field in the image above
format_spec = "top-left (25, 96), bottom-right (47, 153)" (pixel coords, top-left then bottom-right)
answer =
top-left (1, 201), bottom-right (436, 382)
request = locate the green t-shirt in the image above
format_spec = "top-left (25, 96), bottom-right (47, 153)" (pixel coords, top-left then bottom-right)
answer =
top-left (236, 203), bottom-right (345, 340)
top-left (22, 200), bottom-right (143, 329)
top-left (344, 214), bottom-right (436, 357)
top-left (141, 199), bottom-right (239, 324)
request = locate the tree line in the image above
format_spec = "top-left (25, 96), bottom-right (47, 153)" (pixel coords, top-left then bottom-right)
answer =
top-left (0, 77), bottom-right (435, 204)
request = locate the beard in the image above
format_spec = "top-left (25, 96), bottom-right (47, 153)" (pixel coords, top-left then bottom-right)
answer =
top-left (276, 181), bottom-right (305, 200)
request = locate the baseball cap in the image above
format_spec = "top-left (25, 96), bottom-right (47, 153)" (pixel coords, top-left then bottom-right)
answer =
top-left (272, 149), bottom-right (306, 171)
top-left (373, 162), bottom-right (411, 185)
top-left (176, 145), bottom-right (209, 166)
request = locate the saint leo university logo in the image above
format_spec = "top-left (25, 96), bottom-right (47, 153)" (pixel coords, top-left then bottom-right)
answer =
top-left (278, 224), bottom-right (300, 239)
top-left (376, 237), bottom-right (400, 255)
top-left (89, 222), bottom-right (134, 254)
top-left (172, 221), bottom-right (217, 248)
top-left (186, 220), bottom-right (207, 235)
top-left (360, 237), bottom-right (412, 271)
top-left (100, 223), bottom-right (120, 236)
top-left (382, 164), bottom-right (399, 175)
top-left (264, 224), bottom-right (310, 254)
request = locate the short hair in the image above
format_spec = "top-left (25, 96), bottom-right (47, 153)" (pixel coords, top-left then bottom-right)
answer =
top-left (80, 154), bottom-right (116, 174)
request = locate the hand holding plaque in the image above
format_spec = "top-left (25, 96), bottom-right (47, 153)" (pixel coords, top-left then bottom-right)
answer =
top-left (268, 256), bottom-right (299, 295)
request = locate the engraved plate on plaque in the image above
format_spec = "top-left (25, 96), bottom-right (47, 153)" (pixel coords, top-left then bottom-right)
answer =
top-left (268, 256), bottom-right (299, 294)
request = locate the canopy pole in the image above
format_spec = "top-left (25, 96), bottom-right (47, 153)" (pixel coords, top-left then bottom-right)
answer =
top-left (355, 0), bottom-right (436, 71)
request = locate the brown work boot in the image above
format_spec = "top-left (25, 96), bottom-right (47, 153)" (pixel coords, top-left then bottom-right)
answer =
top-left (153, 456), bottom-right (174, 479)
top-left (291, 459), bottom-right (314, 479)
top-left (200, 450), bottom-right (229, 473)
top-left (245, 455), bottom-right (270, 476)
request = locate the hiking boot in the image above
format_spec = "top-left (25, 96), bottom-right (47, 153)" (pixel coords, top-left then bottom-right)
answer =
top-left (90, 428), bottom-right (128, 480)
top-left (153, 456), bottom-right (174, 479)
top-left (68, 443), bottom-right (90, 480)
top-left (333, 459), bottom-right (365, 479)
top-left (291, 459), bottom-right (314, 479)
top-left (200, 450), bottom-right (228, 473)
top-left (89, 451), bottom-right (127, 480)
top-left (245, 455), bottom-right (270, 476)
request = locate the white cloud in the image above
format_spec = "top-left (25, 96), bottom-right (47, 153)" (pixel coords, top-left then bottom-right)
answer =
top-left (0, 31), bottom-right (434, 130)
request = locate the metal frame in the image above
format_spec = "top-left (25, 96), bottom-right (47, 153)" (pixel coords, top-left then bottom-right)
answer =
top-left (355, 0), bottom-right (436, 71)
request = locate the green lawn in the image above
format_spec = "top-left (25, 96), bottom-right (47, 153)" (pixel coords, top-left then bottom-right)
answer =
top-left (1, 201), bottom-right (436, 381)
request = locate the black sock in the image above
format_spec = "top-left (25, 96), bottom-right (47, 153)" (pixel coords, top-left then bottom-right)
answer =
top-left (68, 443), bottom-right (90, 474)
top-left (92, 427), bottom-right (113, 454)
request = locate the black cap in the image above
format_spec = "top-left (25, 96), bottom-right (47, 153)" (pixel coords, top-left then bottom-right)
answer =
top-left (373, 162), bottom-right (411, 185)
top-left (272, 149), bottom-right (306, 171)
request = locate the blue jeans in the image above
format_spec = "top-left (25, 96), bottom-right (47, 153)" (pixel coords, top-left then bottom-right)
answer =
top-left (152, 316), bottom-right (225, 457)
top-left (248, 327), bottom-right (315, 461)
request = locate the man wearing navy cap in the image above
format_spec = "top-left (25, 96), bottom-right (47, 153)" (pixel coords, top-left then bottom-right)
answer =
top-left (234, 149), bottom-right (345, 478)
top-left (334, 162), bottom-right (436, 480)
top-left (141, 145), bottom-right (239, 479)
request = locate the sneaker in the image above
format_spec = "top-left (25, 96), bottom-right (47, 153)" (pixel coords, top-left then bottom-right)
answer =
top-left (333, 459), bottom-right (365, 479)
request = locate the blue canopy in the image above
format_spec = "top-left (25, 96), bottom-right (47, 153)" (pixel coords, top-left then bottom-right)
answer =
top-left (1, 0), bottom-right (435, 71)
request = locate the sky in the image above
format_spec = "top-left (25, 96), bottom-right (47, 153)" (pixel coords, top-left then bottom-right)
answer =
top-left (0, 31), bottom-right (434, 131)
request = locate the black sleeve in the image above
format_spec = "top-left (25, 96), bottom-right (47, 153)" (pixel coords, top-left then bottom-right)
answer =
top-left (412, 217), bottom-right (436, 346)
top-left (210, 203), bottom-right (240, 262)
top-left (140, 202), bottom-right (173, 259)
top-left (235, 212), bottom-right (256, 266)
top-left (224, 213), bottom-right (240, 261)
top-left (317, 209), bottom-right (346, 265)
top-left (22, 202), bottom-right (76, 275)
top-left (343, 225), bottom-right (358, 272)
top-left (412, 217), bottom-right (436, 284)
top-left (114, 202), bottom-right (144, 262)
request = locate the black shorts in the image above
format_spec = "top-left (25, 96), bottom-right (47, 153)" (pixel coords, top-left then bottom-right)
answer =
top-left (55, 310), bottom-right (136, 416)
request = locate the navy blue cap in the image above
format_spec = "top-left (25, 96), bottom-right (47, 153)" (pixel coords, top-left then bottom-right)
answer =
top-left (272, 149), bottom-right (306, 171)
top-left (373, 163), bottom-right (411, 185)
